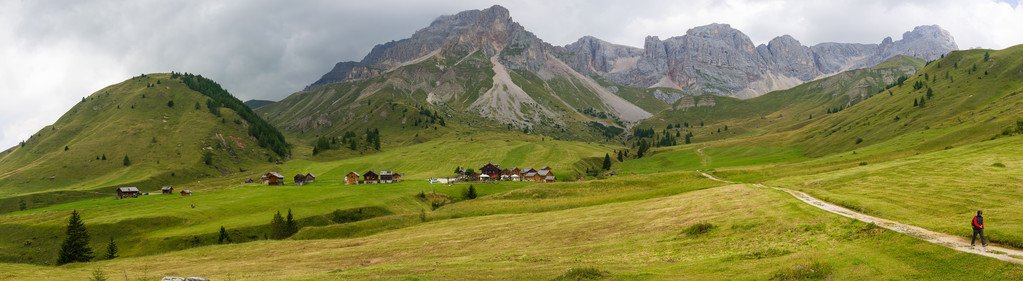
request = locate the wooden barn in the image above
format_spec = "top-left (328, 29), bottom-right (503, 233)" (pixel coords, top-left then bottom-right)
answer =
top-left (392, 173), bottom-right (403, 182)
top-left (380, 171), bottom-right (394, 183)
top-left (304, 173), bottom-right (316, 183)
top-left (519, 168), bottom-right (537, 179)
top-left (265, 172), bottom-right (284, 186)
top-left (364, 170), bottom-right (379, 184)
top-left (294, 174), bottom-right (306, 186)
top-left (181, 190), bottom-right (192, 196)
top-left (480, 162), bottom-right (501, 178)
top-left (161, 186), bottom-right (173, 195)
top-left (116, 187), bottom-right (140, 199)
top-left (345, 171), bottom-right (360, 185)
top-left (523, 171), bottom-right (537, 182)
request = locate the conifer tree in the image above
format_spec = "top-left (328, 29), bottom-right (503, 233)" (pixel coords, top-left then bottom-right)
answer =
top-left (123, 155), bottom-right (131, 166)
top-left (269, 211), bottom-right (286, 240)
top-left (617, 150), bottom-right (623, 162)
top-left (56, 210), bottom-right (94, 265)
top-left (602, 153), bottom-right (612, 170)
top-left (103, 237), bottom-right (118, 260)
top-left (285, 209), bottom-right (297, 237)
top-left (218, 226), bottom-right (230, 244)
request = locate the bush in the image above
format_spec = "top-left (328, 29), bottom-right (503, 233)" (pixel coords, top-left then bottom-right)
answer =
top-left (550, 267), bottom-right (609, 281)
top-left (331, 206), bottom-right (392, 224)
top-left (771, 261), bottom-right (832, 280)
top-left (683, 222), bottom-right (715, 236)
top-left (992, 163), bottom-right (1006, 168)
top-left (854, 138), bottom-right (863, 144)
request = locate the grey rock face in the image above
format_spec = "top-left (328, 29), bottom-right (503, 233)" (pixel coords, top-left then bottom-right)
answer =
top-left (561, 23), bottom-right (958, 100)
top-left (652, 89), bottom-right (684, 104)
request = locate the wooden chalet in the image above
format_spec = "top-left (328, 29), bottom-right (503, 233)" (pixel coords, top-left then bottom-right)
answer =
top-left (265, 172), bottom-right (285, 186)
top-left (392, 173), bottom-right (402, 182)
top-left (294, 174), bottom-right (306, 186)
top-left (116, 187), bottom-right (140, 199)
top-left (380, 171), bottom-right (394, 183)
top-left (364, 170), bottom-right (379, 184)
top-left (522, 171), bottom-right (537, 182)
top-left (161, 186), bottom-right (173, 194)
top-left (519, 168), bottom-right (537, 179)
top-left (304, 173), bottom-right (316, 183)
top-left (545, 175), bottom-right (556, 183)
top-left (466, 172), bottom-right (481, 182)
top-left (539, 166), bottom-right (551, 171)
top-left (480, 162), bottom-right (501, 177)
top-left (533, 170), bottom-right (551, 182)
top-left (260, 174), bottom-right (268, 184)
top-left (345, 171), bottom-right (360, 185)
top-left (181, 190), bottom-right (192, 196)
top-left (500, 169), bottom-right (514, 180)
top-left (244, 178), bottom-right (255, 184)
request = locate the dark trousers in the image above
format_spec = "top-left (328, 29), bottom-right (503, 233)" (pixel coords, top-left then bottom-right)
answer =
top-left (972, 228), bottom-right (987, 245)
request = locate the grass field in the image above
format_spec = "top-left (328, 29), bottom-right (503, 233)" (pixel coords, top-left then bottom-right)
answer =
top-left (2, 181), bottom-right (1021, 280)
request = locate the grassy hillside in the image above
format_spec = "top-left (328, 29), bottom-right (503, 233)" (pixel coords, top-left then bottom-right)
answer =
top-left (3, 178), bottom-right (1021, 280)
top-left (0, 73), bottom-right (283, 209)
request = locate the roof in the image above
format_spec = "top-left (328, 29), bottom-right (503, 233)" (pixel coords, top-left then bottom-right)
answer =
top-left (117, 187), bottom-right (139, 192)
top-left (346, 171), bottom-right (360, 176)
top-left (524, 172), bottom-right (537, 177)
top-left (545, 175), bottom-right (555, 180)
top-left (181, 190), bottom-right (192, 194)
top-left (511, 174), bottom-right (520, 177)
top-left (306, 173), bottom-right (315, 178)
top-left (379, 171), bottom-right (393, 176)
top-left (268, 172), bottom-right (284, 178)
top-left (364, 170), bottom-right (378, 176)
top-left (161, 186), bottom-right (173, 190)
top-left (538, 170), bottom-right (550, 176)
top-left (540, 166), bottom-right (551, 170)
top-left (294, 174), bottom-right (305, 178)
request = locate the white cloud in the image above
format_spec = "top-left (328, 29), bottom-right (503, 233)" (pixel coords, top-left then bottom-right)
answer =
top-left (1, 0), bottom-right (1022, 150)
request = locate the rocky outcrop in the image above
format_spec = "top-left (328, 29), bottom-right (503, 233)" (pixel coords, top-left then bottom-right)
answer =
top-left (561, 23), bottom-right (958, 100)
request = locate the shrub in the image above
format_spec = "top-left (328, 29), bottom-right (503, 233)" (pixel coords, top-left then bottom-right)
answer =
top-left (683, 222), bottom-right (715, 236)
top-left (550, 267), bottom-right (609, 281)
top-left (992, 163), bottom-right (1006, 168)
top-left (859, 162), bottom-right (867, 166)
top-left (854, 138), bottom-right (863, 144)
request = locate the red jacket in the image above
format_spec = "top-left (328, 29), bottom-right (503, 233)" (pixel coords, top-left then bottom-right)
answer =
top-left (973, 216), bottom-right (984, 229)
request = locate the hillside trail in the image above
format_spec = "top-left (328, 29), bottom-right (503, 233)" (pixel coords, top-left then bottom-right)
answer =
top-left (699, 172), bottom-right (1023, 265)
top-left (695, 146), bottom-right (708, 166)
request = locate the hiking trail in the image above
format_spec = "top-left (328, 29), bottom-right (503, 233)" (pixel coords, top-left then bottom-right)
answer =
top-left (700, 172), bottom-right (1023, 264)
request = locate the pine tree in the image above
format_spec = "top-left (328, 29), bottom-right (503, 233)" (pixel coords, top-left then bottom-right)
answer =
top-left (617, 150), bottom-right (623, 162)
top-left (269, 211), bottom-right (286, 239)
top-left (123, 155), bottom-right (131, 166)
top-left (103, 237), bottom-right (118, 260)
top-left (285, 209), bottom-right (297, 236)
top-left (464, 185), bottom-right (478, 199)
top-left (602, 153), bottom-right (612, 170)
top-left (914, 99), bottom-right (918, 107)
top-left (56, 210), bottom-right (94, 265)
top-left (218, 226), bottom-right (230, 244)
top-left (101, 154), bottom-right (106, 160)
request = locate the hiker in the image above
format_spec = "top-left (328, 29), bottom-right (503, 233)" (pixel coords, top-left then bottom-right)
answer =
top-left (972, 210), bottom-right (987, 247)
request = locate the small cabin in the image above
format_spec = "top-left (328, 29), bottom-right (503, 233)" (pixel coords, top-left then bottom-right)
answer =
top-left (535, 170), bottom-right (551, 182)
top-left (181, 190), bottom-right (192, 196)
top-left (467, 172), bottom-right (481, 182)
top-left (161, 186), bottom-right (173, 195)
top-left (545, 175), bottom-right (556, 183)
top-left (294, 174), bottom-right (306, 186)
top-left (244, 178), bottom-right (255, 184)
top-left (304, 173), bottom-right (316, 183)
top-left (380, 171), bottom-right (394, 183)
top-left (523, 172), bottom-right (537, 182)
top-left (260, 175), bottom-right (268, 184)
top-left (480, 162), bottom-right (501, 178)
top-left (116, 187), bottom-right (140, 199)
top-left (345, 171), bottom-right (360, 185)
top-left (364, 170), bottom-right (379, 184)
top-left (392, 173), bottom-right (402, 182)
top-left (265, 172), bottom-right (284, 186)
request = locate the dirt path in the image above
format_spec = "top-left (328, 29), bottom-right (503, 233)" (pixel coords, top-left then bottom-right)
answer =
top-left (695, 147), bottom-right (708, 166)
top-left (700, 172), bottom-right (1023, 264)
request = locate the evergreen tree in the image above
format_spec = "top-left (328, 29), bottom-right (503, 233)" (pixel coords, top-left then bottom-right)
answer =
top-left (167, 100), bottom-right (174, 108)
top-left (56, 210), bottom-right (94, 265)
top-left (602, 153), bottom-right (612, 170)
top-left (919, 97), bottom-right (926, 107)
top-left (984, 51), bottom-right (990, 61)
top-left (269, 211), bottom-right (286, 239)
top-left (64, 146), bottom-right (69, 151)
top-left (19, 199), bottom-right (26, 210)
top-left (463, 185), bottom-right (478, 199)
top-left (123, 155), bottom-right (131, 166)
top-left (101, 154), bottom-right (106, 160)
top-left (617, 150), bottom-right (623, 162)
top-left (103, 237), bottom-right (118, 260)
top-left (914, 99), bottom-right (918, 107)
top-left (203, 150), bottom-right (214, 165)
top-left (285, 209), bottom-right (297, 236)
top-left (218, 226), bottom-right (230, 244)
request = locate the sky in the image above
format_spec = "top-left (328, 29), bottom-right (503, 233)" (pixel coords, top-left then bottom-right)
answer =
top-left (1, 0), bottom-right (1022, 150)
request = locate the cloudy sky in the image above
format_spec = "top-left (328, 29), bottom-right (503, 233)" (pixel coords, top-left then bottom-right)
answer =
top-left (2, 0), bottom-right (1022, 150)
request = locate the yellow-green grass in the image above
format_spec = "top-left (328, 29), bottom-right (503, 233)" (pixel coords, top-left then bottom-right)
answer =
top-left (0, 73), bottom-right (277, 196)
top-left (3, 183), bottom-right (1022, 280)
top-left (769, 135), bottom-right (1023, 248)
top-left (279, 133), bottom-right (618, 181)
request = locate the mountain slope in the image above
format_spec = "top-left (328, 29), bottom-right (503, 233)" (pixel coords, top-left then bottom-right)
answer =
top-left (0, 73), bottom-right (286, 195)
top-left (558, 24), bottom-right (957, 99)
top-left (262, 5), bottom-right (653, 148)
